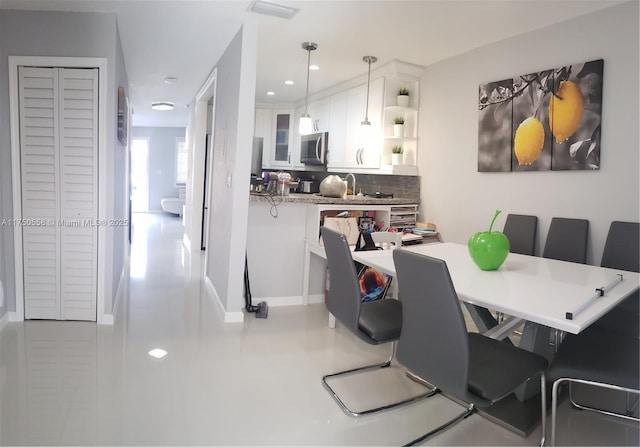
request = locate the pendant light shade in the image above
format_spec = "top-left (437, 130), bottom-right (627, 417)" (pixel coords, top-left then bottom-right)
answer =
top-left (361, 56), bottom-right (377, 128)
top-left (299, 42), bottom-right (318, 136)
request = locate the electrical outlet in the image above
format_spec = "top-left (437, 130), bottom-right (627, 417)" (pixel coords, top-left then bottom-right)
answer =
top-left (0, 280), bottom-right (4, 308)
top-left (226, 173), bottom-right (232, 189)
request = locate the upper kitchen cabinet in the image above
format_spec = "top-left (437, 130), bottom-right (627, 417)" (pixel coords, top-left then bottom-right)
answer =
top-left (272, 110), bottom-right (294, 167)
top-left (329, 77), bottom-right (384, 170)
top-left (256, 107), bottom-right (296, 169)
top-left (326, 91), bottom-right (347, 167)
top-left (307, 97), bottom-right (331, 133)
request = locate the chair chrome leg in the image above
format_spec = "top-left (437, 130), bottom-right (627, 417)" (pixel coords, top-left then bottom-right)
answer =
top-left (322, 343), bottom-right (438, 417)
top-left (553, 377), bottom-right (640, 446)
top-left (568, 381), bottom-right (640, 422)
top-left (540, 374), bottom-right (546, 447)
top-left (402, 403), bottom-right (475, 446)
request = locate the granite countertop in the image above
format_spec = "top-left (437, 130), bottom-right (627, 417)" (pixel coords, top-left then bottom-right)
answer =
top-left (249, 192), bottom-right (418, 205)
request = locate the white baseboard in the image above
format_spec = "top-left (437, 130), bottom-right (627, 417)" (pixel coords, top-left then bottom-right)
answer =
top-left (255, 294), bottom-right (324, 307)
top-left (110, 268), bottom-right (127, 325)
top-left (9, 311), bottom-right (18, 322)
top-left (0, 311), bottom-right (9, 333)
top-left (97, 267), bottom-right (125, 325)
top-left (204, 276), bottom-right (244, 323)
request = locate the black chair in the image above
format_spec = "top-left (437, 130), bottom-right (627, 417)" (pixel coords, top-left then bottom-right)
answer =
top-left (542, 217), bottom-right (589, 264)
top-left (503, 214), bottom-right (538, 256)
top-left (548, 325), bottom-right (639, 446)
top-left (320, 227), bottom-right (436, 417)
top-left (592, 221), bottom-right (639, 337)
top-left (393, 249), bottom-right (548, 446)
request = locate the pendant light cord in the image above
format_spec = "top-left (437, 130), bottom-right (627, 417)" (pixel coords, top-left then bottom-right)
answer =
top-left (304, 47), bottom-right (311, 115)
top-left (361, 56), bottom-right (376, 125)
top-left (364, 59), bottom-right (371, 122)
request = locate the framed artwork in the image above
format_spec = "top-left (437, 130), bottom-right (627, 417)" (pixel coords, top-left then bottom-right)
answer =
top-left (550, 60), bottom-right (603, 170)
top-left (358, 216), bottom-right (374, 232)
top-left (117, 86), bottom-right (128, 146)
top-left (478, 59), bottom-right (603, 172)
top-left (478, 78), bottom-right (513, 172)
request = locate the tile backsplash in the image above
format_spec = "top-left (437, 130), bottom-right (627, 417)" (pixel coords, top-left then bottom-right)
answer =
top-left (289, 171), bottom-right (420, 201)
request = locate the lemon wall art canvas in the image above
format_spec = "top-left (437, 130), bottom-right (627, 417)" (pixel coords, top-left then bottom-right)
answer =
top-left (477, 59), bottom-right (603, 172)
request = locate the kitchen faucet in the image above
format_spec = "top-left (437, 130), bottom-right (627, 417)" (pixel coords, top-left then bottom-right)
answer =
top-left (344, 173), bottom-right (356, 197)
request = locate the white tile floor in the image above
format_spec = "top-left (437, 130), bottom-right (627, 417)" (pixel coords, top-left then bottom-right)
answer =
top-left (0, 212), bottom-right (637, 446)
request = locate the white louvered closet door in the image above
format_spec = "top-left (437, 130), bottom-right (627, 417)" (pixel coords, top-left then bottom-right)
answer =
top-left (19, 66), bottom-right (98, 321)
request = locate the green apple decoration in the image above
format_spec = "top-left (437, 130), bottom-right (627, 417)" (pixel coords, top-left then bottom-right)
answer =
top-left (468, 210), bottom-right (510, 271)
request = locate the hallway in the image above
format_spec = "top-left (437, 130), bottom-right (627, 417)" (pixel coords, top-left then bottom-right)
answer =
top-left (0, 213), bottom-right (637, 445)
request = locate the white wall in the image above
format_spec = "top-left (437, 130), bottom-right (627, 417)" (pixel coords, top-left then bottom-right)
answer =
top-left (132, 127), bottom-right (186, 211)
top-left (419, 1), bottom-right (639, 265)
top-left (205, 24), bottom-right (257, 317)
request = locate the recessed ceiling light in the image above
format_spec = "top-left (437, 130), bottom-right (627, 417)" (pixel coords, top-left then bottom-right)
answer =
top-left (151, 101), bottom-right (174, 111)
top-left (248, 1), bottom-right (299, 19)
top-left (148, 348), bottom-right (168, 359)
top-left (266, 91), bottom-right (275, 96)
top-left (309, 65), bottom-right (319, 71)
top-left (284, 80), bottom-right (294, 85)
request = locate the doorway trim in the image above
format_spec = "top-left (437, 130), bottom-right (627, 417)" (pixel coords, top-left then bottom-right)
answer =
top-left (130, 137), bottom-right (150, 213)
top-left (8, 56), bottom-right (108, 323)
top-left (184, 67), bottom-right (217, 256)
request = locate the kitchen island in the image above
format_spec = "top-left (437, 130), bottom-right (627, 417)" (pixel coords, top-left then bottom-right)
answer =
top-left (246, 192), bottom-right (419, 307)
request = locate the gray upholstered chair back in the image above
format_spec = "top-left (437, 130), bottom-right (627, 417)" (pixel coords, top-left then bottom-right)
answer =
top-left (502, 214), bottom-right (537, 256)
top-left (601, 221), bottom-right (639, 272)
top-left (543, 217), bottom-right (589, 263)
top-left (321, 227), bottom-right (361, 335)
top-left (393, 249), bottom-right (470, 399)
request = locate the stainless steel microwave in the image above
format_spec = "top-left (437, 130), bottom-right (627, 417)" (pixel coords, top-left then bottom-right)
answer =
top-left (300, 132), bottom-right (328, 165)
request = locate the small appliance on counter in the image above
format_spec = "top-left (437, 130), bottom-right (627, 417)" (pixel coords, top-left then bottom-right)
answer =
top-left (298, 180), bottom-right (319, 194)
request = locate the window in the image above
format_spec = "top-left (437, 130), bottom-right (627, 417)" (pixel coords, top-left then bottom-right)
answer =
top-left (175, 137), bottom-right (187, 185)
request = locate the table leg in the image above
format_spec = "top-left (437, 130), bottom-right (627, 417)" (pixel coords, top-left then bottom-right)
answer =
top-left (515, 321), bottom-right (552, 401)
top-left (463, 302), bottom-right (499, 333)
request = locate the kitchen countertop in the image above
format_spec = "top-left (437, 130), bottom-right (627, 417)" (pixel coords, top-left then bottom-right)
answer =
top-left (249, 192), bottom-right (418, 205)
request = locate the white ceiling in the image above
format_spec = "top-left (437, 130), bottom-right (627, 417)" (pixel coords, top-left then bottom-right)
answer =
top-left (1, 0), bottom-right (626, 127)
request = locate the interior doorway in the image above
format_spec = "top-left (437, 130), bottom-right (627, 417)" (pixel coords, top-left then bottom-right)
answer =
top-left (131, 138), bottom-right (149, 213)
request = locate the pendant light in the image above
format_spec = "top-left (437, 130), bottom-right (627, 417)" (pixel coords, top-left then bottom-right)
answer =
top-left (360, 55), bottom-right (377, 129)
top-left (299, 42), bottom-right (318, 136)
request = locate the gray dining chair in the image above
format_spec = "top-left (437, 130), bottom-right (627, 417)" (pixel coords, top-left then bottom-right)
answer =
top-left (542, 217), bottom-right (589, 350)
top-left (548, 324), bottom-right (639, 446)
top-left (503, 214), bottom-right (538, 256)
top-left (542, 217), bottom-right (589, 263)
top-left (392, 249), bottom-right (548, 446)
top-left (592, 221), bottom-right (639, 336)
top-left (320, 227), bottom-right (436, 417)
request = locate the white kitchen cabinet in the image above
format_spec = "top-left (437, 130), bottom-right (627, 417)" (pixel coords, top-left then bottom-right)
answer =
top-left (326, 91), bottom-right (347, 168)
top-left (256, 108), bottom-right (295, 169)
top-left (329, 77), bottom-right (384, 170)
top-left (254, 108), bottom-right (272, 169)
top-left (307, 97), bottom-right (331, 132)
top-left (271, 109), bottom-right (294, 167)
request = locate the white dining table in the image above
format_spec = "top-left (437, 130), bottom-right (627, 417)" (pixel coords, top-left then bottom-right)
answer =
top-left (352, 242), bottom-right (639, 336)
